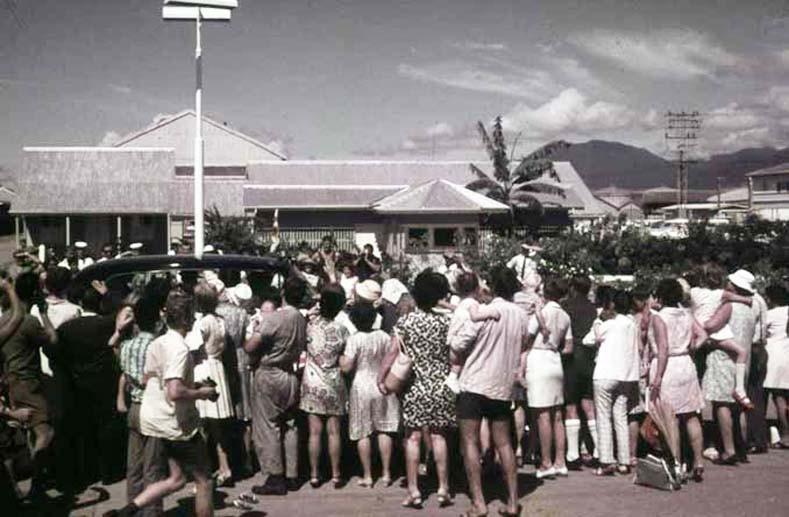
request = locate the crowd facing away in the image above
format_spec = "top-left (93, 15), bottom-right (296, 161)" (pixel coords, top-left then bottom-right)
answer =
top-left (0, 237), bottom-right (788, 517)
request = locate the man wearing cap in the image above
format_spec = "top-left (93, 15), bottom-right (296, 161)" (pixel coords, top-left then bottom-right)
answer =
top-left (57, 242), bottom-right (93, 271)
top-left (507, 243), bottom-right (540, 287)
top-left (702, 268), bottom-right (765, 463)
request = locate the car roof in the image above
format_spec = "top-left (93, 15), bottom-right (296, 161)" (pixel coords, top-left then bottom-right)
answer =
top-left (73, 254), bottom-right (290, 285)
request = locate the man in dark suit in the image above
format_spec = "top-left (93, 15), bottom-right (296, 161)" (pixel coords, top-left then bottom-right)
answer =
top-left (46, 284), bottom-right (122, 491)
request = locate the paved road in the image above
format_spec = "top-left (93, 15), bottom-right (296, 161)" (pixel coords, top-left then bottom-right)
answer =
top-left (48, 447), bottom-right (788, 517)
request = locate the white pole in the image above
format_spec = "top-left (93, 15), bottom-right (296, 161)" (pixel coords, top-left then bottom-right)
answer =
top-left (194, 13), bottom-right (205, 259)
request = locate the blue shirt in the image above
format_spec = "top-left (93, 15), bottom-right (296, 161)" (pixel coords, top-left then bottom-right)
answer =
top-left (119, 331), bottom-right (155, 403)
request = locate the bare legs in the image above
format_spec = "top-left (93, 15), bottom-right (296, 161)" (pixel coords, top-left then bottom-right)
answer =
top-left (404, 428), bottom-right (449, 504)
top-left (459, 418), bottom-right (486, 515)
top-left (513, 404), bottom-right (526, 462)
top-left (714, 403), bottom-right (737, 458)
top-left (404, 429), bottom-right (422, 501)
top-left (490, 419), bottom-right (519, 514)
top-left (682, 413), bottom-right (704, 468)
top-left (307, 414), bottom-right (342, 482)
top-left (133, 458), bottom-right (214, 517)
top-left (459, 417), bottom-right (518, 516)
top-left (771, 391), bottom-right (789, 445)
top-left (356, 433), bottom-right (393, 485)
top-left (535, 407), bottom-right (565, 470)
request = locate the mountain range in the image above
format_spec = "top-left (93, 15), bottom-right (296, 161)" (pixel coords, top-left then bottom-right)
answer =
top-left (552, 140), bottom-right (789, 191)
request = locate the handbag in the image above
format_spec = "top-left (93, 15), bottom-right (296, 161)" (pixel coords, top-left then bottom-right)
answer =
top-left (633, 454), bottom-right (679, 491)
top-left (383, 334), bottom-right (412, 394)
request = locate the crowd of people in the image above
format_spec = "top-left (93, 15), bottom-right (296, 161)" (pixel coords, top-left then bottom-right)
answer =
top-left (0, 237), bottom-right (788, 517)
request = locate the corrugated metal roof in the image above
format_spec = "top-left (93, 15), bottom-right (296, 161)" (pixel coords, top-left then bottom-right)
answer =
top-left (374, 180), bottom-right (509, 213)
top-left (705, 187), bottom-right (748, 203)
top-left (243, 186), bottom-right (401, 209)
top-left (745, 162), bottom-right (789, 177)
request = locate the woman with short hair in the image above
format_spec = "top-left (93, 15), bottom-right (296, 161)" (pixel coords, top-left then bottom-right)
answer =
top-left (339, 304), bottom-right (401, 487)
top-left (650, 278), bottom-right (708, 481)
top-left (300, 284), bottom-right (350, 488)
top-left (380, 270), bottom-right (455, 509)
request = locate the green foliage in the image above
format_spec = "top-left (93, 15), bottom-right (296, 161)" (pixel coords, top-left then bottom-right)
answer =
top-left (204, 206), bottom-right (261, 254)
top-left (466, 117), bottom-right (570, 224)
top-left (466, 219), bottom-right (789, 289)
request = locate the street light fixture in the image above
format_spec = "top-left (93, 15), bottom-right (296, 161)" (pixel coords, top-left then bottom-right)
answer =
top-left (163, 0), bottom-right (238, 259)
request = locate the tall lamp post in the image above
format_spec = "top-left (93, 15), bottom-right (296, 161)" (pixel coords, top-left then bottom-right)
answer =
top-left (163, 0), bottom-right (238, 259)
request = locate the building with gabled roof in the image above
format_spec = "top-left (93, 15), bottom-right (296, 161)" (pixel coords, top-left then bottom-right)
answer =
top-left (746, 162), bottom-right (789, 220)
top-left (11, 111), bottom-right (601, 256)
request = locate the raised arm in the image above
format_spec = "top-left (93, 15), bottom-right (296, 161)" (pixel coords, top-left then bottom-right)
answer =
top-left (0, 279), bottom-right (24, 346)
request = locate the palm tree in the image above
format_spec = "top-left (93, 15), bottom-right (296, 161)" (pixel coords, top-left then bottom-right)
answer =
top-left (466, 116), bottom-right (570, 231)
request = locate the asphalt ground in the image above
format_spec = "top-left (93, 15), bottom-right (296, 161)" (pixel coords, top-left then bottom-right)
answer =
top-left (19, 442), bottom-right (789, 517)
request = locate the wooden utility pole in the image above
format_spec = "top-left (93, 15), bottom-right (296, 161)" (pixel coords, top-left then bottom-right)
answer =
top-left (665, 111), bottom-right (701, 219)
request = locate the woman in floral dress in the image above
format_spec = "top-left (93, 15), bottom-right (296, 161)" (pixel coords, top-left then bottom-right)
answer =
top-left (339, 304), bottom-right (400, 487)
top-left (300, 284), bottom-right (350, 487)
top-left (382, 271), bottom-right (454, 509)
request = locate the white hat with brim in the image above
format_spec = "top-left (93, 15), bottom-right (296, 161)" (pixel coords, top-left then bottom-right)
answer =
top-left (521, 243), bottom-right (543, 252)
top-left (728, 269), bottom-right (755, 294)
top-left (74, 241), bottom-right (88, 249)
top-left (355, 279), bottom-right (382, 302)
top-left (129, 242), bottom-right (143, 250)
top-left (203, 244), bottom-right (215, 253)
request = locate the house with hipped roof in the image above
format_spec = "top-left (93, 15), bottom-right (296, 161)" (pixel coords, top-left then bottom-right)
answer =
top-left (12, 111), bottom-right (603, 256)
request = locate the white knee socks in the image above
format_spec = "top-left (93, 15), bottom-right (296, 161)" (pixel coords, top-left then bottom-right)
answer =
top-left (735, 364), bottom-right (746, 397)
top-left (587, 419), bottom-right (599, 459)
top-left (565, 419), bottom-right (581, 462)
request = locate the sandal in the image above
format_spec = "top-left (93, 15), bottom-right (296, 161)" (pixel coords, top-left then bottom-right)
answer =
top-left (437, 491), bottom-right (453, 508)
top-left (593, 465), bottom-right (616, 476)
top-left (498, 505), bottom-right (522, 517)
top-left (616, 464), bottom-right (631, 475)
top-left (357, 478), bottom-right (373, 488)
top-left (712, 454), bottom-right (738, 466)
top-left (401, 493), bottom-right (423, 509)
top-left (731, 391), bottom-right (755, 411)
top-left (379, 476), bottom-right (393, 487)
top-left (309, 477), bottom-right (321, 489)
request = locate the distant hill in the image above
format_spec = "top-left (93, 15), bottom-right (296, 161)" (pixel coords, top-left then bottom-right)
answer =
top-left (554, 140), bottom-right (789, 190)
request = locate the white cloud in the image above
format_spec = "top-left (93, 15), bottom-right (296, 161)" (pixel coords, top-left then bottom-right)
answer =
top-left (569, 29), bottom-right (741, 80)
top-left (502, 88), bottom-right (637, 137)
top-left (397, 62), bottom-right (552, 101)
top-left (98, 131), bottom-right (120, 146)
top-left (452, 41), bottom-right (508, 52)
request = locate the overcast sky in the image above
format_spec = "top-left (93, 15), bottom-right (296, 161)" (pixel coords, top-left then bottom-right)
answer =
top-left (2, 0), bottom-right (789, 170)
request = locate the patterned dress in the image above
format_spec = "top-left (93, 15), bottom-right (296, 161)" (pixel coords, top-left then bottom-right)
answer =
top-left (300, 317), bottom-right (350, 416)
top-left (650, 308), bottom-right (705, 415)
top-left (703, 303), bottom-right (755, 403)
top-left (395, 310), bottom-right (456, 430)
top-left (345, 330), bottom-right (401, 440)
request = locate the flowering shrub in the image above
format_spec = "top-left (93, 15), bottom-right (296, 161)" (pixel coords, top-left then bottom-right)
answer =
top-left (465, 218), bottom-right (789, 289)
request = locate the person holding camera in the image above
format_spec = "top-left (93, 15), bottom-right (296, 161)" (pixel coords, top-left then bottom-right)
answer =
top-left (104, 290), bottom-right (218, 517)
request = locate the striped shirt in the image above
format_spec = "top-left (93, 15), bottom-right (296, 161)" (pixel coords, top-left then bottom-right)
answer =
top-left (120, 332), bottom-right (156, 403)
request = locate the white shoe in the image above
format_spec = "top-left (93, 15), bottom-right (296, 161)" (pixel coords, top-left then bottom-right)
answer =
top-left (554, 466), bottom-right (569, 477)
top-left (536, 467), bottom-right (556, 479)
top-left (702, 447), bottom-right (719, 461)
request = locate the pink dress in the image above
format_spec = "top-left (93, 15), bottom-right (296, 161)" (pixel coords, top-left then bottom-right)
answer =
top-left (650, 308), bottom-right (705, 415)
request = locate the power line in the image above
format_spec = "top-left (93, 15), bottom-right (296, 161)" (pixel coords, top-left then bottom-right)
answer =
top-left (3, 0), bottom-right (26, 29)
top-left (665, 111), bottom-right (702, 219)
